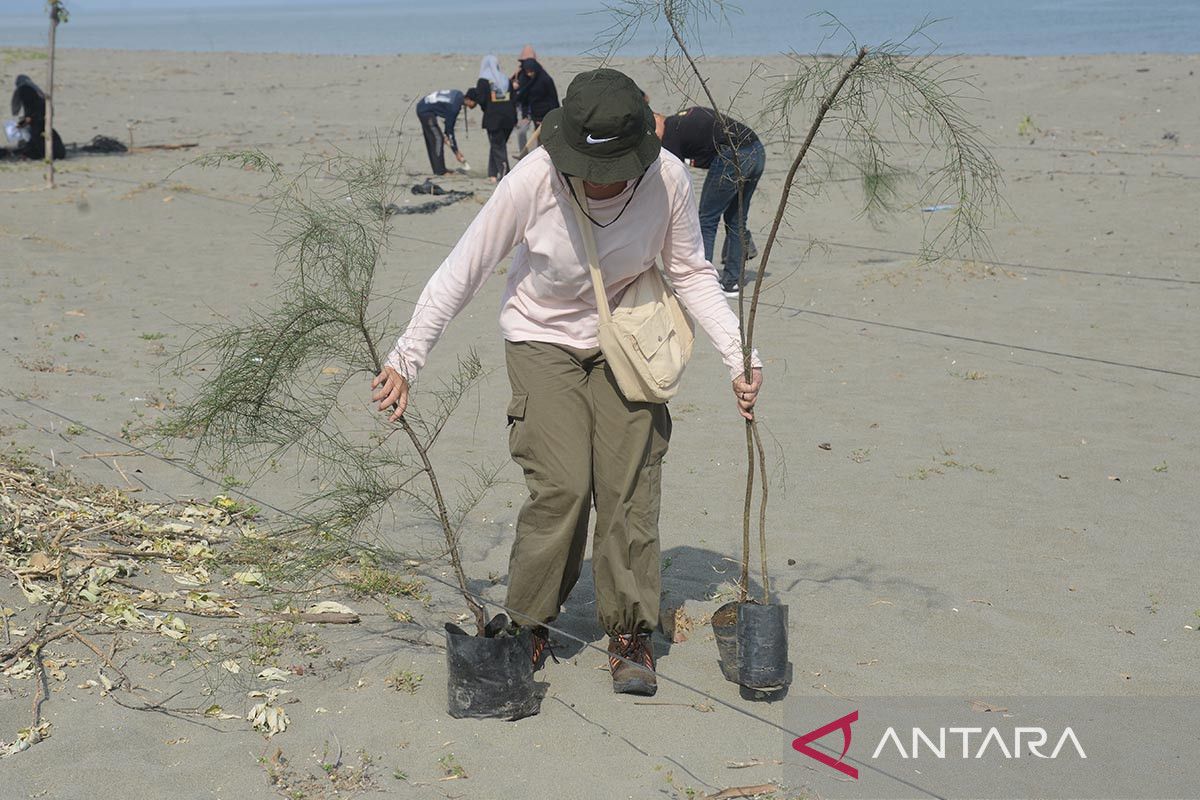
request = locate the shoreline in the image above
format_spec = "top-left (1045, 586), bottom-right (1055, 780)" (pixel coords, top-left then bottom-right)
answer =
top-left (4, 45), bottom-right (1200, 59)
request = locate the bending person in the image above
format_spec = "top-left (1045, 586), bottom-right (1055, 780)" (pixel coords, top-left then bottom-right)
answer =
top-left (415, 88), bottom-right (466, 177)
top-left (655, 107), bottom-right (764, 295)
top-left (372, 69), bottom-right (763, 698)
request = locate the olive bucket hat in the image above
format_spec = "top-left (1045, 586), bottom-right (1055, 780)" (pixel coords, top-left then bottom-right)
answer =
top-left (540, 69), bottom-right (660, 183)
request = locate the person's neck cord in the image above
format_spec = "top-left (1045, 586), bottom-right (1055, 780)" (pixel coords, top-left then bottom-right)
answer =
top-left (564, 173), bottom-right (644, 229)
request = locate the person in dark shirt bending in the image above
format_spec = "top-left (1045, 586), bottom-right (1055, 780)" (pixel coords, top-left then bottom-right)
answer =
top-left (416, 89), bottom-right (467, 177)
top-left (656, 107), bottom-right (765, 295)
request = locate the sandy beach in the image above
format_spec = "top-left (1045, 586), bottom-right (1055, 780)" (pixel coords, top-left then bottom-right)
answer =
top-left (1, 46), bottom-right (1198, 799)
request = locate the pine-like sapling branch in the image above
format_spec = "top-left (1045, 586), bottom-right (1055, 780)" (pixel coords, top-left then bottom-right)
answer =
top-left (164, 144), bottom-right (493, 635)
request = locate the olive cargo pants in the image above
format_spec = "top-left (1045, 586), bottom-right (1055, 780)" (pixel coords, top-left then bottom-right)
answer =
top-left (503, 340), bottom-right (671, 636)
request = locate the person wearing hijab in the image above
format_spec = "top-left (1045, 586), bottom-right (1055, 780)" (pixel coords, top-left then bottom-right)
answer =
top-left (466, 55), bottom-right (517, 183)
top-left (478, 54), bottom-right (509, 96)
top-left (513, 58), bottom-right (559, 129)
top-left (511, 45), bottom-right (537, 153)
top-left (9, 75), bottom-right (64, 161)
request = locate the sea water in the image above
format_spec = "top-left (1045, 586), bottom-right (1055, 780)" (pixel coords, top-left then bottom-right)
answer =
top-left (1, 0), bottom-right (1197, 57)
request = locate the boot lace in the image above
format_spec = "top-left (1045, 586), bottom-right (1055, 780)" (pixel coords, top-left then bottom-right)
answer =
top-left (609, 634), bottom-right (653, 671)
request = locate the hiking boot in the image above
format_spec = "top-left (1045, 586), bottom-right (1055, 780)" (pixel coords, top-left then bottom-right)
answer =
top-left (530, 625), bottom-right (556, 671)
top-left (608, 633), bottom-right (657, 696)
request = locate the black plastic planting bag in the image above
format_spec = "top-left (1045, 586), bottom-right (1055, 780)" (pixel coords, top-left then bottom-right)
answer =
top-left (444, 621), bottom-right (541, 720)
top-left (712, 601), bottom-right (790, 690)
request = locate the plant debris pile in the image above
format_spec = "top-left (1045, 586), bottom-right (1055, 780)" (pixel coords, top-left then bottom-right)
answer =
top-left (0, 451), bottom-right (257, 755)
top-left (1, 450), bottom-right (440, 760)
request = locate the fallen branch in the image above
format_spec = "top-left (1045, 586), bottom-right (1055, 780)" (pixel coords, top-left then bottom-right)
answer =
top-left (107, 689), bottom-right (240, 728)
top-left (69, 629), bottom-right (132, 690)
top-left (145, 605), bottom-right (241, 620)
top-left (52, 518), bottom-right (125, 548)
top-left (0, 614), bottom-right (78, 668)
top-left (29, 652), bottom-right (49, 739)
top-left (108, 458), bottom-right (135, 489)
top-left (704, 784), bottom-right (779, 800)
top-left (263, 611), bottom-right (359, 625)
top-left (130, 143), bottom-right (199, 152)
top-left (632, 700), bottom-right (714, 712)
top-left (68, 545), bottom-right (190, 562)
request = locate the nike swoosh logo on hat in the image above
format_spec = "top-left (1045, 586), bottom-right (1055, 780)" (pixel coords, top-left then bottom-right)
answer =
top-left (585, 134), bottom-right (619, 144)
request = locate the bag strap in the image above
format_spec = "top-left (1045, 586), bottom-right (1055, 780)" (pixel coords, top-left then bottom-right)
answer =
top-left (567, 175), bottom-right (613, 322)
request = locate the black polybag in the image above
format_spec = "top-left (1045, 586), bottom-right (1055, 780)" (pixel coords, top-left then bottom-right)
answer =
top-left (444, 614), bottom-right (541, 720)
top-left (712, 601), bottom-right (790, 691)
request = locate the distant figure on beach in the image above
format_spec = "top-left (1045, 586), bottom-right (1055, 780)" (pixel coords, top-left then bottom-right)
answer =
top-left (655, 107), bottom-right (764, 296)
top-left (7, 74), bottom-right (65, 161)
top-left (373, 68), bottom-right (763, 698)
top-left (512, 57), bottom-right (559, 133)
top-left (415, 88), bottom-right (466, 177)
top-left (511, 44), bottom-right (537, 153)
top-left (466, 55), bottom-right (517, 183)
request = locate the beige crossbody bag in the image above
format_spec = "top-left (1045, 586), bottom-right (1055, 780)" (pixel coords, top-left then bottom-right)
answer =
top-left (567, 175), bottom-right (695, 404)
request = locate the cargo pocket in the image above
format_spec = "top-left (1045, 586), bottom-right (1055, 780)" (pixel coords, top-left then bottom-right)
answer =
top-left (506, 392), bottom-right (528, 462)
top-left (506, 393), bottom-right (527, 426)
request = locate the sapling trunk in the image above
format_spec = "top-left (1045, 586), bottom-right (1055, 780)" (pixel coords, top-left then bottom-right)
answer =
top-left (44, 3), bottom-right (62, 188)
top-left (360, 332), bottom-right (488, 636)
top-left (351, 190), bottom-right (488, 634)
top-left (335, 175), bottom-right (488, 636)
top-left (663, 4), bottom-right (775, 604)
top-left (740, 47), bottom-right (868, 601)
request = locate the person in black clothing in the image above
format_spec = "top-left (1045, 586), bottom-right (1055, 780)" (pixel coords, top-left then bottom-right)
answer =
top-left (466, 55), bottom-right (517, 182)
top-left (511, 45), bottom-right (537, 153)
top-left (416, 89), bottom-right (466, 176)
top-left (9, 74), bottom-right (65, 161)
top-left (466, 81), bottom-right (516, 183)
top-left (656, 107), bottom-right (764, 295)
top-left (512, 59), bottom-right (559, 128)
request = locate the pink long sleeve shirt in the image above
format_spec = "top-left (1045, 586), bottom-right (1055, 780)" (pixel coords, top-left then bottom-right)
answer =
top-left (386, 147), bottom-right (760, 383)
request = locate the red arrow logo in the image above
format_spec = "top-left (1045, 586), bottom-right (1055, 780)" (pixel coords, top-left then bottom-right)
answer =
top-left (792, 710), bottom-right (859, 780)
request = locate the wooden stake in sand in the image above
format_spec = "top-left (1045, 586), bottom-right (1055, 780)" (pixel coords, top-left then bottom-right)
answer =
top-left (44, 2), bottom-right (68, 189)
top-left (514, 126), bottom-right (541, 161)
